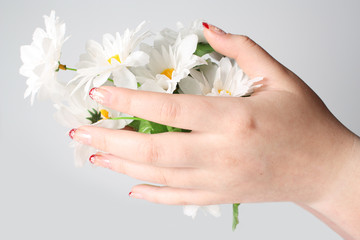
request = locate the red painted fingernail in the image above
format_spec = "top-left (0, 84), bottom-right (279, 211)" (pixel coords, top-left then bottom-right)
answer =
top-left (89, 87), bottom-right (97, 100)
top-left (202, 22), bottom-right (209, 29)
top-left (128, 192), bottom-right (143, 199)
top-left (89, 87), bottom-right (107, 104)
top-left (203, 22), bottom-right (226, 35)
top-left (69, 128), bottom-right (77, 139)
top-left (89, 154), bottom-right (96, 164)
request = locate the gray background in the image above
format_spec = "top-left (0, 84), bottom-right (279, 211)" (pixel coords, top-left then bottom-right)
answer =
top-left (1, 0), bottom-right (359, 239)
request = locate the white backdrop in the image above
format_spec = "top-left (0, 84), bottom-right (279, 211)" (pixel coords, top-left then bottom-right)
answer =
top-left (1, 0), bottom-right (359, 239)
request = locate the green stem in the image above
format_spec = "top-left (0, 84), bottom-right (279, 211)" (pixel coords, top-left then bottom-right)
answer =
top-left (108, 117), bottom-right (144, 121)
top-left (65, 67), bottom-right (77, 71)
top-left (108, 78), bottom-right (114, 83)
top-left (232, 203), bottom-right (241, 231)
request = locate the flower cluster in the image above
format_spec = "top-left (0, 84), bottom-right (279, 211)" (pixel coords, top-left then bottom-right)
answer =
top-left (20, 11), bottom-right (262, 230)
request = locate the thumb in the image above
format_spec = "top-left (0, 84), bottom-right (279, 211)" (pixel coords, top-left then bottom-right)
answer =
top-left (203, 23), bottom-right (292, 88)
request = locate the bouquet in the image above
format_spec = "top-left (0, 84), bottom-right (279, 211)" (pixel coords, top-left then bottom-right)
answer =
top-left (20, 11), bottom-right (262, 231)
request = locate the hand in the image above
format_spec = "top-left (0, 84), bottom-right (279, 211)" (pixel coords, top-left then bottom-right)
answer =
top-left (71, 23), bottom-right (360, 238)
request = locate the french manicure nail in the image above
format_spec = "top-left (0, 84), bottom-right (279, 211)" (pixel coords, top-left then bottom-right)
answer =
top-left (129, 192), bottom-right (143, 199)
top-left (203, 22), bottom-right (226, 35)
top-left (89, 87), bottom-right (108, 104)
top-left (72, 129), bottom-right (91, 145)
top-left (89, 154), bottom-right (112, 168)
top-left (202, 22), bottom-right (209, 29)
top-left (89, 154), bottom-right (96, 164)
top-left (69, 128), bottom-right (77, 139)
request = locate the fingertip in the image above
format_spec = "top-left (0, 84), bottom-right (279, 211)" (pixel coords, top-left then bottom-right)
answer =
top-left (202, 22), bottom-right (209, 29)
top-left (202, 22), bottom-right (227, 35)
top-left (204, 25), bottom-right (288, 82)
top-left (129, 184), bottom-right (157, 200)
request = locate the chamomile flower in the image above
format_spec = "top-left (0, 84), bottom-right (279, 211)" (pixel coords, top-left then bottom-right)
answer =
top-left (182, 57), bottom-right (262, 97)
top-left (178, 59), bottom-right (218, 95)
top-left (70, 22), bottom-right (150, 96)
top-left (209, 58), bottom-right (263, 97)
top-left (20, 10), bottom-right (69, 105)
top-left (155, 19), bottom-right (206, 47)
top-left (136, 34), bottom-right (206, 93)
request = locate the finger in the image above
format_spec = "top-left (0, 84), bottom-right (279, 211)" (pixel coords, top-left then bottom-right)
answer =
top-left (129, 184), bottom-right (226, 205)
top-left (89, 86), bottom-right (226, 131)
top-left (203, 23), bottom-right (294, 89)
top-left (90, 153), bottom-right (207, 189)
top-left (72, 126), bottom-right (206, 168)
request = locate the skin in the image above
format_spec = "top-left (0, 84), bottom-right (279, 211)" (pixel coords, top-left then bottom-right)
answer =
top-left (72, 24), bottom-right (360, 239)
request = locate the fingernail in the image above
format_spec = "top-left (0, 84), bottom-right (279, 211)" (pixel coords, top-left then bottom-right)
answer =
top-left (69, 128), bottom-right (77, 139)
top-left (91, 154), bottom-right (111, 168)
top-left (202, 22), bottom-right (209, 29)
top-left (129, 192), bottom-right (143, 199)
top-left (89, 154), bottom-right (96, 164)
top-left (89, 87), bottom-right (109, 104)
top-left (203, 22), bottom-right (226, 35)
top-left (72, 128), bottom-right (91, 145)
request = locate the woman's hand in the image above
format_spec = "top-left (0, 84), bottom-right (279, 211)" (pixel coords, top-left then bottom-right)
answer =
top-left (71, 23), bottom-right (360, 239)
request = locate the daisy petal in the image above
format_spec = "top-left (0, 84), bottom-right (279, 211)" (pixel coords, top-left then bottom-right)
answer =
top-left (112, 67), bottom-right (137, 89)
top-left (125, 51), bottom-right (149, 67)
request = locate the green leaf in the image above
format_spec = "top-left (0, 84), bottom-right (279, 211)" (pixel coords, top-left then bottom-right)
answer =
top-left (137, 120), bottom-right (168, 134)
top-left (128, 119), bottom-right (141, 131)
top-left (86, 108), bottom-right (102, 124)
top-left (127, 118), bottom-right (191, 134)
top-left (232, 203), bottom-right (241, 231)
top-left (194, 42), bottom-right (215, 57)
top-left (166, 125), bottom-right (182, 132)
top-left (165, 125), bottom-right (192, 133)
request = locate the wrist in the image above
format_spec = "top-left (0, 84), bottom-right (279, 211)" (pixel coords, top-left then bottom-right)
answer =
top-left (304, 133), bottom-right (360, 239)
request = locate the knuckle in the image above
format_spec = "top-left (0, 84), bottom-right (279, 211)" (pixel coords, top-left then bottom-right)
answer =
top-left (238, 35), bottom-right (257, 48)
top-left (95, 133), bottom-right (110, 152)
top-left (156, 169), bottom-right (169, 186)
top-left (226, 106), bottom-right (256, 136)
top-left (119, 89), bottom-right (134, 114)
top-left (141, 136), bottom-right (161, 165)
top-left (240, 114), bottom-right (257, 133)
top-left (235, 35), bottom-right (258, 63)
top-left (214, 150), bottom-right (240, 169)
top-left (112, 158), bottom-right (126, 174)
top-left (159, 101), bottom-right (181, 123)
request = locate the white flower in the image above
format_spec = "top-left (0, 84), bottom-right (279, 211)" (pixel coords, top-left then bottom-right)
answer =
top-left (135, 34), bottom-right (206, 93)
top-left (178, 59), bottom-right (217, 95)
top-left (20, 10), bottom-right (69, 105)
top-left (209, 58), bottom-right (263, 97)
top-left (183, 205), bottom-right (221, 219)
top-left (55, 83), bottom-right (131, 166)
top-left (181, 57), bottom-right (262, 97)
top-left (155, 19), bottom-right (206, 48)
top-left (70, 22), bottom-right (150, 96)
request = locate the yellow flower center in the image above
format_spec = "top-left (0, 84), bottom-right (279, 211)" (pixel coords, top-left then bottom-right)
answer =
top-left (58, 63), bottom-right (67, 70)
top-left (161, 68), bottom-right (174, 79)
top-left (108, 54), bottom-right (121, 64)
top-left (218, 89), bottom-right (231, 95)
top-left (100, 109), bottom-right (110, 119)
